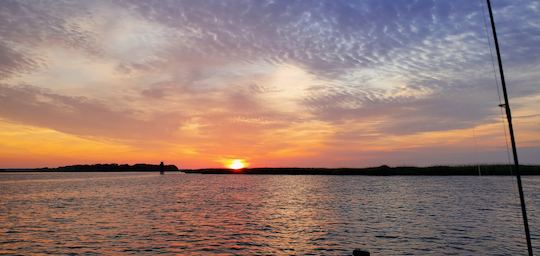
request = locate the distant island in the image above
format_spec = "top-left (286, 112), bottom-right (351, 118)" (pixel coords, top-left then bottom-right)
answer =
top-left (2, 164), bottom-right (540, 175)
top-left (185, 165), bottom-right (540, 176)
top-left (1, 163), bottom-right (179, 172)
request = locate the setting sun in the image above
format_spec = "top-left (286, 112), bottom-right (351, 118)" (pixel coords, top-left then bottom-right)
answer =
top-left (227, 159), bottom-right (248, 170)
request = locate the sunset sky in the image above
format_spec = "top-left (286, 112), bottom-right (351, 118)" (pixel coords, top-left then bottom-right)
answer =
top-left (1, 0), bottom-right (539, 168)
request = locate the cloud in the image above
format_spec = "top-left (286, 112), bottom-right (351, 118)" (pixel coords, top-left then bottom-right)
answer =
top-left (0, 0), bottom-right (101, 54)
top-left (0, 42), bottom-right (39, 79)
top-left (303, 77), bottom-right (505, 135)
top-left (0, 84), bottom-right (184, 140)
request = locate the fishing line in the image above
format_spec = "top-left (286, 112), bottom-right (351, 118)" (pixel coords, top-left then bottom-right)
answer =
top-left (479, 0), bottom-right (529, 250)
top-left (479, 0), bottom-right (513, 172)
top-left (471, 126), bottom-right (481, 176)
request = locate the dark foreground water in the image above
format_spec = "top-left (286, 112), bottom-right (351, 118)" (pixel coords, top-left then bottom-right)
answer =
top-left (1, 173), bottom-right (539, 255)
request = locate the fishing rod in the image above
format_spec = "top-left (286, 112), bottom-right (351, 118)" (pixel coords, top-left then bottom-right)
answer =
top-left (485, 0), bottom-right (533, 255)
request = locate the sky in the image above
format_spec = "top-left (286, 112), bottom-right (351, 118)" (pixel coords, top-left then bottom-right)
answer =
top-left (0, 0), bottom-right (539, 168)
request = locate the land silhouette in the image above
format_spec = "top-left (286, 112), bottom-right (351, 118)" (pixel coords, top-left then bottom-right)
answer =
top-left (3, 164), bottom-right (540, 175)
top-left (0, 163), bottom-right (179, 172)
top-left (185, 165), bottom-right (540, 175)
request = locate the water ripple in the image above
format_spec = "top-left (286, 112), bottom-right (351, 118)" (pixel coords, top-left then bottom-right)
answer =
top-left (1, 173), bottom-right (539, 255)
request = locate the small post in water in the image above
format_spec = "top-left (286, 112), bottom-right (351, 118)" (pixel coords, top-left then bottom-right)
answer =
top-left (160, 161), bottom-right (164, 175)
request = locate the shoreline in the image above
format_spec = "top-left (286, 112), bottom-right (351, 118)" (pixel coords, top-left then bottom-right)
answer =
top-left (2, 164), bottom-right (540, 175)
top-left (184, 165), bottom-right (540, 175)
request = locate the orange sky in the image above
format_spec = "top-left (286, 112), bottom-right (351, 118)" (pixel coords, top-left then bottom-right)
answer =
top-left (1, 1), bottom-right (539, 168)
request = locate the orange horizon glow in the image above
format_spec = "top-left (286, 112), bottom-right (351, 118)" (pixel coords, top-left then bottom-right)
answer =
top-left (1, 116), bottom-right (540, 169)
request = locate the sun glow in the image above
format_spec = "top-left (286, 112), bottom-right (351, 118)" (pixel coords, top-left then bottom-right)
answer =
top-left (227, 159), bottom-right (248, 170)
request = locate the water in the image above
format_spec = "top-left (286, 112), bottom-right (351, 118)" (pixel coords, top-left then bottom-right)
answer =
top-left (1, 172), bottom-right (539, 255)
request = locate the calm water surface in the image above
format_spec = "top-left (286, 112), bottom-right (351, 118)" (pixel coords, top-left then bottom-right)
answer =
top-left (1, 172), bottom-right (539, 255)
